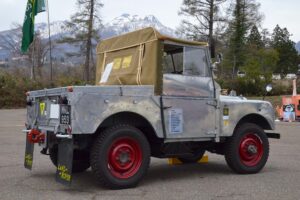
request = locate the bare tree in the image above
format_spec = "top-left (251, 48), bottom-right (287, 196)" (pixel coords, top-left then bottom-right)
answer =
top-left (0, 24), bottom-right (51, 80)
top-left (178, 0), bottom-right (227, 58)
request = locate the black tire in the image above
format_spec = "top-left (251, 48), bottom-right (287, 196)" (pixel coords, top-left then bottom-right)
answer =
top-left (225, 123), bottom-right (269, 174)
top-left (90, 124), bottom-right (150, 189)
top-left (178, 150), bottom-right (205, 163)
top-left (49, 147), bottom-right (90, 173)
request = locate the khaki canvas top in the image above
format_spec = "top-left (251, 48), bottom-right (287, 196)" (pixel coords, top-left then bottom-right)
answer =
top-left (96, 27), bottom-right (208, 53)
top-left (96, 27), bottom-right (208, 94)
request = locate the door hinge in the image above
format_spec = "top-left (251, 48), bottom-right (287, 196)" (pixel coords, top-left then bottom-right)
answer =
top-left (206, 100), bottom-right (217, 107)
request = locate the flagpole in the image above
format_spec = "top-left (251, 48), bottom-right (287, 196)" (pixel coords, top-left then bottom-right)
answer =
top-left (46, 0), bottom-right (53, 82)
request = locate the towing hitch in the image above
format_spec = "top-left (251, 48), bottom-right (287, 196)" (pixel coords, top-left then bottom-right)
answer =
top-left (27, 129), bottom-right (45, 144)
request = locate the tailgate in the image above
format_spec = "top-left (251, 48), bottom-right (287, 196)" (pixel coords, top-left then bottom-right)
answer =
top-left (26, 87), bottom-right (71, 133)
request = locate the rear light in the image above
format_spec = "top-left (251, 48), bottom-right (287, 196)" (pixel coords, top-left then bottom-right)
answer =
top-left (67, 125), bottom-right (72, 135)
top-left (67, 86), bottom-right (73, 92)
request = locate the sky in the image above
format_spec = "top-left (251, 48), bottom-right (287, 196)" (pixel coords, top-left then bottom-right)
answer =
top-left (0, 0), bottom-right (300, 41)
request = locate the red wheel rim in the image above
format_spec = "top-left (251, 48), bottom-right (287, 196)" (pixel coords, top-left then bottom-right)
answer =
top-left (107, 137), bottom-right (142, 179)
top-left (239, 133), bottom-right (263, 167)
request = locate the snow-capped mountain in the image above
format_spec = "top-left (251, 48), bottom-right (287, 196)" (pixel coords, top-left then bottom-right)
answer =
top-left (0, 14), bottom-right (175, 65)
top-left (101, 14), bottom-right (175, 38)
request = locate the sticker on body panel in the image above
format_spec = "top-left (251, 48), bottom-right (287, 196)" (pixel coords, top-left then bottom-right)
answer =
top-left (168, 109), bottom-right (183, 134)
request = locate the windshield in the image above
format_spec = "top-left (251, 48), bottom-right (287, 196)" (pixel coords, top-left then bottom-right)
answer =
top-left (183, 47), bottom-right (209, 77)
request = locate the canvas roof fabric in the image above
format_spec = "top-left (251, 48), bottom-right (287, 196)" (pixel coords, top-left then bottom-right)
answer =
top-left (96, 27), bottom-right (207, 53)
top-left (95, 27), bottom-right (208, 94)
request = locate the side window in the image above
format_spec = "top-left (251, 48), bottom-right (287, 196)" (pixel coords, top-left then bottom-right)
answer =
top-left (183, 47), bottom-right (209, 77)
top-left (162, 44), bottom-right (183, 74)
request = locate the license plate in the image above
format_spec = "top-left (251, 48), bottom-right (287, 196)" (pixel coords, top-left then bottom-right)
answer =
top-left (60, 113), bottom-right (70, 125)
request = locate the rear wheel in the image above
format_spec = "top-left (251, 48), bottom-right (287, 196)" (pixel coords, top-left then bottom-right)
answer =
top-left (225, 123), bottom-right (269, 174)
top-left (49, 147), bottom-right (90, 173)
top-left (178, 150), bottom-right (205, 163)
top-left (90, 124), bottom-right (150, 189)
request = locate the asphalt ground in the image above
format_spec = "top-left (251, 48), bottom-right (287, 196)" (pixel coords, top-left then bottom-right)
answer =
top-left (0, 109), bottom-right (299, 200)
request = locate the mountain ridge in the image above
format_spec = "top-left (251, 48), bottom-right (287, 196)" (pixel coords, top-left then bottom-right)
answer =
top-left (0, 14), bottom-right (175, 63)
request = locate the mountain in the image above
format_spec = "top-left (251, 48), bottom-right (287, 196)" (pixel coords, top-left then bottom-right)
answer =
top-left (0, 14), bottom-right (175, 65)
top-left (296, 41), bottom-right (300, 54)
top-left (101, 14), bottom-right (175, 39)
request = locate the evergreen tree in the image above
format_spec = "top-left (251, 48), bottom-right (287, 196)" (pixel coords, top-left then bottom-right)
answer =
top-left (63, 0), bottom-right (103, 81)
top-left (225, 0), bottom-right (262, 77)
top-left (178, 0), bottom-right (227, 58)
top-left (271, 25), bottom-right (298, 75)
top-left (247, 25), bottom-right (263, 49)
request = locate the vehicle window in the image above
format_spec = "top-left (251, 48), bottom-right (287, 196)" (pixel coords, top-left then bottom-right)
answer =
top-left (183, 47), bottom-right (209, 77)
top-left (162, 44), bottom-right (183, 74)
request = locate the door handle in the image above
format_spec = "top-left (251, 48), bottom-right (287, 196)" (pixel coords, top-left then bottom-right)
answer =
top-left (163, 106), bottom-right (172, 110)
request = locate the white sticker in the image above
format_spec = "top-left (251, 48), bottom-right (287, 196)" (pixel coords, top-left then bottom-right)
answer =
top-left (168, 109), bottom-right (183, 134)
top-left (50, 104), bottom-right (60, 119)
top-left (223, 116), bottom-right (229, 120)
top-left (100, 62), bottom-right (113, 83)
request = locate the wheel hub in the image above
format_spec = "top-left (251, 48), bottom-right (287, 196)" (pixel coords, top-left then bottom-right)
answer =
top-left (108, 137), bottom-right (142, 179)
top-left (247, 145), bottom-right (258, 155)
top-left (239, 133), bottom-right (263, 167)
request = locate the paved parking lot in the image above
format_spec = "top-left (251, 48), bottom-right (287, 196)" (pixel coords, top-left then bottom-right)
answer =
top-left (0, 109), bottom-right (300, 200)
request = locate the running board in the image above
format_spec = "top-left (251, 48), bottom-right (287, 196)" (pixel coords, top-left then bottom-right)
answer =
top-left (266, 132), bottom-right (280, 139)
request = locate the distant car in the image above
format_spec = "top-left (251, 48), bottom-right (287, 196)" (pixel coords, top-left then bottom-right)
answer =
top-left (272, 74), bottom-right (281, 80)
top-left (285, 74), bottom-right (297, 79)
top-left (237, 71), bottom-right (246, 77)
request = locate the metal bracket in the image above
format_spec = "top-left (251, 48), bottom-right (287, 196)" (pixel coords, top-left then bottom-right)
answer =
top-left (56, 134), bottom-right (72, 139)
top-left (206, 100), bottom-right (217, 107)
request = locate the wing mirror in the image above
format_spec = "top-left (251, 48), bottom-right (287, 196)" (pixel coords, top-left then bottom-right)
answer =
top-left (263, 84), bottom-right (273, 100)
top-left (266, 84), bottom-right (273, 93)
top-left (212, 53), bottom-right (223, 71)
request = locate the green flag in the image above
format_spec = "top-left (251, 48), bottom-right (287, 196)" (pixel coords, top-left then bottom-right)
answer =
top-left (21, 0), bottom-right (46, 53)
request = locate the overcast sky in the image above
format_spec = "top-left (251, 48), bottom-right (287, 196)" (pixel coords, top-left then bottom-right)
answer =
top-left (0, 0), bottom-right (300, 41)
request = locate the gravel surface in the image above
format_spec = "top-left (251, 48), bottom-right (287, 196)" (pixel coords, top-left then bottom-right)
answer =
top-left (0, 109), bottom-right (299, 200)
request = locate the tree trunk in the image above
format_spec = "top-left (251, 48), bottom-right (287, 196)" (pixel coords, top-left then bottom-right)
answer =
top-left (209, 0), bottom-right (215, 58)
top-left (84, 0), bottom-right (94, 82)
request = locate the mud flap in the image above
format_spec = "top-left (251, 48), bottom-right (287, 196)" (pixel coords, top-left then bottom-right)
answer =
top-left (24, 133), bottom-right (34, 170)
top-left (56, 138), bottom-right (73, 186)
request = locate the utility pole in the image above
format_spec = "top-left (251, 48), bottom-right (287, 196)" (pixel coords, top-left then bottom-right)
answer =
top-left (46, 0), bottom-right (53, 83)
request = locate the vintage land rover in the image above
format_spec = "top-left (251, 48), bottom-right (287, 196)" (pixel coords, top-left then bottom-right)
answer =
top-left (24, 27), bottom-right (280, 189)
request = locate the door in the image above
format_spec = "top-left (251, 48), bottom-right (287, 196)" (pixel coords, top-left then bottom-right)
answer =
top-left (162, 46), bottom-right (216, 139)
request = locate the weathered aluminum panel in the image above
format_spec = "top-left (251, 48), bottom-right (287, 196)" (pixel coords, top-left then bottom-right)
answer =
top-left (163, 74), bottom-right (214, 97)
top-left (68, 86), bottom-right (163, 137)
top-left (219, 95), bottom-right (276, 136)
top-left (162, 74), bottom-right (217, 139)
top-left (26, 86), bottom-right (163, 138)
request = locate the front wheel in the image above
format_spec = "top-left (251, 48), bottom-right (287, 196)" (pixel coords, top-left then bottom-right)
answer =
top-left (90, 124), bottom-right (150, 189)
top-left (225, 123), bottom-right (269, 174)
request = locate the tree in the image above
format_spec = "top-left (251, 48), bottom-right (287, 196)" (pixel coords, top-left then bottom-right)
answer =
top-left (62, 0), bottom-right (103, 82)
top-left (178, 0), bottom-right (227, 58)
top-left (271, 25), bottom-right (298, 76)
top-left (247, 25), bottom-right (263, 48)
top-left (241, 25), bottom-right (278, 85)
top-left (0, 24), bottom-right (51, 80)
top-left (225, 0), bottom-right (263, 77)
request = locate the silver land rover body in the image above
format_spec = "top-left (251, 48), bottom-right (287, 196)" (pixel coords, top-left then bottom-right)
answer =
top-left (24, 27), bottom-right (280, 189)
